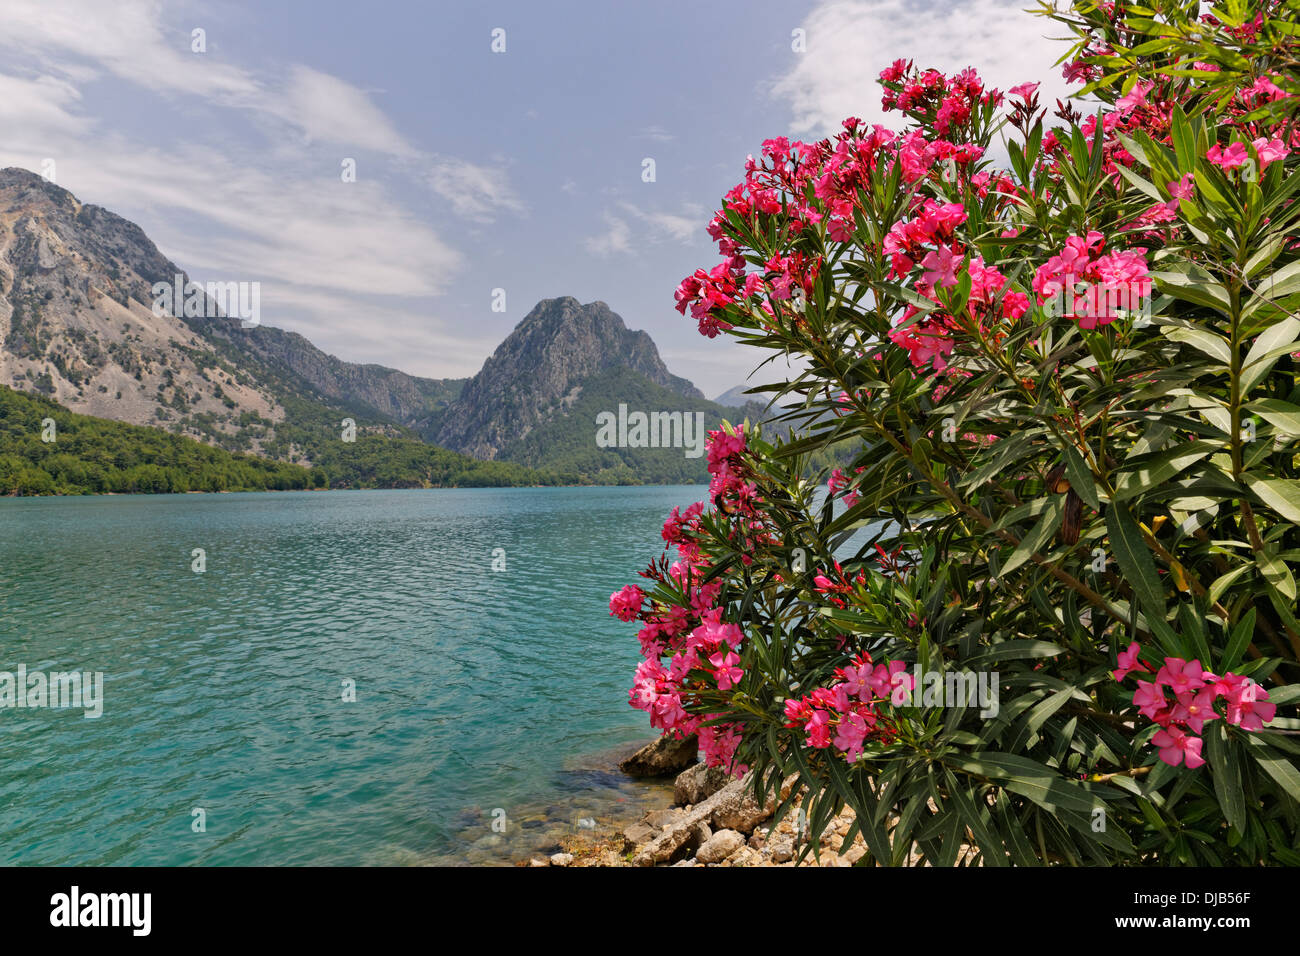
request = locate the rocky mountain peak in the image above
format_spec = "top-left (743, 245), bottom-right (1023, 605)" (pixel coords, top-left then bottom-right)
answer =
top-left (435, 298), bottom-right (702, 459)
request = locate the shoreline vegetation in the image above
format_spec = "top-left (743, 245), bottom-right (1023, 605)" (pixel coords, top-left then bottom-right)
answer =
top-left (0, 384), bottom-right (713, 496)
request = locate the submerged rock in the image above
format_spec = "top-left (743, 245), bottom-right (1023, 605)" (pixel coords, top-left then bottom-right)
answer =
top-left (618, 734), bottom-right (699, 777)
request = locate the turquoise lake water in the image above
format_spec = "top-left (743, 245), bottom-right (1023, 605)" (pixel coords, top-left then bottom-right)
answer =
top-left (0, 486), bottom-right (705, 865)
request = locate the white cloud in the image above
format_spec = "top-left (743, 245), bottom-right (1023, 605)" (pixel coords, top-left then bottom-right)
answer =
top-left (0, 0), bottom-right (525, 376)
top-left (258, 285), bottom-right (499, 379)
top-left (425, 158), bottom-right (525, 222)
top-left (0, 3), bottom-right (420, 156)
top-left (583, 213), bottom-right (632, 257)
top-left (0, 73), bottom-right (88, 139)
top-left (619, 201), bottom-right (704, 244)
top-left (0, 0), bottom-right (260, 101)
top-left (3, 135), bottom-right (464, 298)
top-left (773, 0), bottom-right (1075, 137)
top-left (272, 66), bottom-right (416, 157)
top-left (583, 201), bottom-right (706, 257)
top-left (637, 125), bottom-right (676, 142)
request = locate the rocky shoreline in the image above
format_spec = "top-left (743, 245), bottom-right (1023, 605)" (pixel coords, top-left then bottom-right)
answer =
top-left (518, 737), bottom-right (983, 868)
top-left (516, 737), bottom-right (972, 868)
top-left (517, 758), bottom-right (863, 867)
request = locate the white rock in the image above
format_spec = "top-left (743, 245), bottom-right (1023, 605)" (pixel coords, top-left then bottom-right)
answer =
top-left (695, 829), bottom-right (747, 864)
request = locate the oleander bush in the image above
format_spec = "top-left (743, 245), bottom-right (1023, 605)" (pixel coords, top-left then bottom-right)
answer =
top-left (612, 0), bottom-right (1300, 865)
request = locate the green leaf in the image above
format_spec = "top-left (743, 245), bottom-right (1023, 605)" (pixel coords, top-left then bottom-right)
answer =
top-left (1240, 317), bottom-right (1300, 393)
top-left (1204, 724), bottom-right (1245, 833)
top-left (1105, 502), bottom-right (1177, 651)
top-left (1256, 549), bottom-right (1297, 602)
top-left (1165, 327), bottom-right (1231, 365)
top-left (1246, 736), bottom-right (1300, 806)
top-left (1208, 564), bottom-right (1252, 606)
top-left (1220, 608), bottom-right (1256, 671)
top-left (1001, 496), bottom-right (1065, 575)
top-left (1062, 443), bottom-right (1101, 510)
top-left (1112, 441), bottom-right (1215, 502)
top-left (1247, 399), bottom-right (1300, 437)
top-left (967, 640), bottom-right (1066, 664)
top-left (1241, 474), bottom-right (1300, 523)
top-left (948, 752), bottom-right (1102, 814)
top-left (1151, 268), bottom-right (1231, 313)
top-left (1250, 257), bottom-right (1300, 303)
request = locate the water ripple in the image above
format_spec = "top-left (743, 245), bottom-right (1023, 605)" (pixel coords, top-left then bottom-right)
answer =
top-left (0, 486), bottom-right (705, 864)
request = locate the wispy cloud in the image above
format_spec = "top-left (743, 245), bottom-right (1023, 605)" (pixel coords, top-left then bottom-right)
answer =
top-left (637, 124), bottom-right (676, 143)
top-left (271, 66), bottom-right (416, 157)
top-left (425, 158), bottom-right (525, 223)
top-left (0, 0), bottom-right (523, 374)
top-left (583, 201), bottom-right (706, 256)
top-left (0, 0), bottom-right (261, 100)
top-left (583, 212), bottom-right (633, 258)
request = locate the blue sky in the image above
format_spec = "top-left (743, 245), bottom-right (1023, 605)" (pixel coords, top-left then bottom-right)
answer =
top-left (0, 0), bottom-right (1071, 399)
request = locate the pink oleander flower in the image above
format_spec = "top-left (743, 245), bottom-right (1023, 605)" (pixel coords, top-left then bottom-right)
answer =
top-left (784, 698), bottom-right (813, 727)
top-left (1168, 173), bottom-right (1195, 199)
top-left (1133, 679), bottom-right (1167, 721)
top-left (834, 711), bottom-right (871, 763)
top-left (805, 708), bottom-right (833, 749)
top-left (1152, 726), bottom-right (1206, 768)
top-left (1116, 79), bottom-right (1154, 114)
top-left (1252, 136), bottom-right (1290, 170)
top-left (870, 660), bottom-right (911, 700)
top-left (839, 658), bottom-right (875, 699)
top-left (1207, 141), bottom-right (1249, 170)
top-left (827, 217), bottom-right (853, 243)
top-left (1223, 679), bottom-right (1276, 731)
top-left (1155, 657), bottom-right (1206, 696)
top-left (1170, 688), bottom-right (1220, 735)
top-left (609, 584), bottom-right (645, 622)
top-left (652, 691), bottom-right (689, 732)
top-left (690, 613), bottom-right (743, 652)
top-left (1112, 641), bottom-right (1150, 681)
top-left (709, 649), bottom-right (744, 691)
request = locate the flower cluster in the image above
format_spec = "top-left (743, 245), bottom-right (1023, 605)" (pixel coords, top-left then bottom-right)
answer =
top-left (1031, 232), bottom-right (1152, 329)
top-left (1112, 643), bottom-right (1277, 768)
top-left (878, 59), bottom-right (1003, 138)
top-left (1207, 136), bottom-right (1291, 173)
top-left (612, 427), bottom-right (778, 774)
top-left (783, 655), bottom-right (912, 763)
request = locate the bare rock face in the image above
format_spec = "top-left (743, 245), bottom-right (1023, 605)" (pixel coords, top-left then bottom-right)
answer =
top-left (622, 821), bottom-right (657, 849)
top-left (674, 763), bottom-right (732, 806)
top-left (433, 296), bottom-right (703, 459)
top-left (0, 166), bottom-right (463, 456)
top-left (618, 735), bottom-right (698, 778)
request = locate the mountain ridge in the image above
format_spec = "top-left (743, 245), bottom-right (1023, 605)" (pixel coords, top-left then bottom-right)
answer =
top-left (0, 167), bottom-right (750, 483)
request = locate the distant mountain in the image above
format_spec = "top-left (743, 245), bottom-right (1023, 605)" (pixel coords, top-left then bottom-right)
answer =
top-left (714, 384), bottom-right (762, 408)
top-left (433, 297), bottom-right (765, 481)
top-left (0, 167), bottom-right (777, 486)
top-left (435, 297), bottom-right (701, 458)
top-left (0, 167), bottom-right (463, 462)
